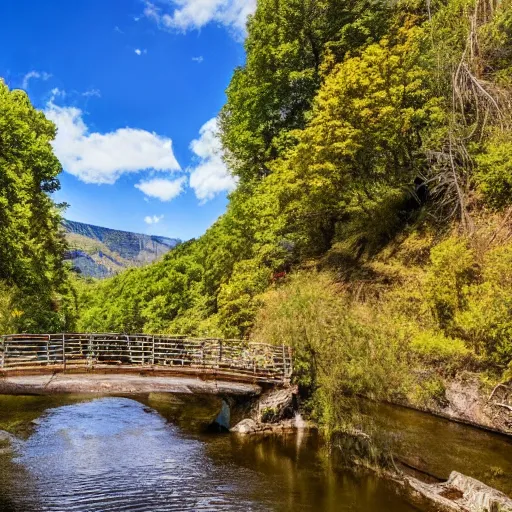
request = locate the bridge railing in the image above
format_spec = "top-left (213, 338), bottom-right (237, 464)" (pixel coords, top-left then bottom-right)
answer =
top-left (0, 333), bottom-right (293, 384)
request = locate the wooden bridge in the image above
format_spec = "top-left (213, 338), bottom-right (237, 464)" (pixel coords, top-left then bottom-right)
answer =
top-left (0, 334), bottom-right (293, 395)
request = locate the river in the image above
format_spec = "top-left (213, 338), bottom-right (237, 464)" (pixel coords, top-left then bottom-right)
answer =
top-left (0, 394), bottom-right (421, 511)
top-left (0, 394), bottom-right (510, 511)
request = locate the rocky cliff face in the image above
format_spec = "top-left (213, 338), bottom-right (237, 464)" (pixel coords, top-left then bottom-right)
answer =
top-left (62, 220), bottom-right (180, 278)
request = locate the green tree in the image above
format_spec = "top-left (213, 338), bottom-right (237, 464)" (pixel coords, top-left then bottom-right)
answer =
top-left (266, 26), bottom-right (443, 255)
top-left (220, 0), bottom-right (391, 185)
top-left (0, 81), bottom-right (71, 332)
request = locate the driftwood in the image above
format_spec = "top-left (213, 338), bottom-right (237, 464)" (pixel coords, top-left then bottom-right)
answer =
top-left (488, 383), bottom-right (512, 413)
top-left (488, 383), bottom-right (511, 401)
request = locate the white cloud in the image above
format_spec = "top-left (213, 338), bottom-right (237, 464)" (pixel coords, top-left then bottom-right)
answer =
top-left (135, 48), bottom-right (147, 56)
top-left (136, 177), bottom-right (187, 202)
top-left (143, 0), bottom-right (256, 37)
top-left (189, 118), bottom-right (238, 203)
top-left (82, 88), bottom-right (101, 98)
top-left (44, 101), bottom-right (181, 185)
top-left (142, 2), bottom-right (160, 23)
top-left (192, 56), bottom-right (204, 63)
top-left (144, 214), bottom-right (164, 224)
top-left (22, 70), bottom-right (52, 90)
top-left (50, 87), bottom-right (66, 99)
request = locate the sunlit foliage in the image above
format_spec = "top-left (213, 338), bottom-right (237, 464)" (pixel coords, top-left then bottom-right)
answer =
top-left (0, 82), bottom-right (73, 332)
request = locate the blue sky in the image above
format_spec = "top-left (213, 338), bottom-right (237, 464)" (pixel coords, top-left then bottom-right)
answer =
top-left (0, 0), bottom-right (255, 240)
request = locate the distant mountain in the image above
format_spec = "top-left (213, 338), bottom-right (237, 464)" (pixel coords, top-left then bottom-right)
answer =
top-left (62, 219), bottom-right (181, 279)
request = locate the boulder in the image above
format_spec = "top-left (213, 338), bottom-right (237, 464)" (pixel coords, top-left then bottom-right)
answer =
top-left (231, 418), bottom-right (258, 434)
top-left (254, 385), bottom-right (297, 423)
top-left (230, 417), bottom-right (315, 435)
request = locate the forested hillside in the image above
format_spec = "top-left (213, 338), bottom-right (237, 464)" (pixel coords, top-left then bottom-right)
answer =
top-left (77, 0), bottom-right (512, 427)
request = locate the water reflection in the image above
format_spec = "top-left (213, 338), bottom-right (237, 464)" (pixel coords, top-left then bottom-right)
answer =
top-left (203, 434), bottom-right (415, 511)
top-left (9, 398), bottom-right (271, 511)
top-left (356, 400), bottom-right (512, 495)
top-left (0, 396), bottom-right (420, 512)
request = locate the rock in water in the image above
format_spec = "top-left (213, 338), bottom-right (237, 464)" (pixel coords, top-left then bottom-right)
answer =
top-left (406, 470), bottom-right (512, 512)
top-left (447, 472), bottom-right (512, 512)
top-left (231, 418), bottom-right (258, 434)
top-left (0, 430), bottom-right (18, 455)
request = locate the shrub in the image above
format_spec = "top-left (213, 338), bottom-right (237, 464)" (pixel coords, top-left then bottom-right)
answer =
top-left (252, 272), bottom-right (411, 417)
top-left (217, 259), bottom-right (271, 338)
top-left (455, 244), bottom-right (512, 368)
top-left (0, 282), bottom-right (17, 334)
top-left (412, 375), bottom-right (447, 407)
top-left (475, 138), bottom-right (512, 209)
top-left (409, 330), bottom-right (473, 375)
top-left (425, 238), bottom-right (475, 329)
top-left (252, 272), bottom-right (344, 391)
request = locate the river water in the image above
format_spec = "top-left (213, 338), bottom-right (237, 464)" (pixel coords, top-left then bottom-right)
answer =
top-left (0, 394), bottom-right (420, 512)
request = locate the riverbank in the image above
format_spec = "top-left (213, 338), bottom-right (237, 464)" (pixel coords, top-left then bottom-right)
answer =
top-left (230, 385), bottom-right (512, 509)
top-left (390, 372), bottom-right (512, 436)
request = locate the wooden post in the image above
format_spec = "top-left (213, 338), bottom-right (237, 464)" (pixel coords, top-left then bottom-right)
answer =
top-left (282, 345), bottom-right (287, 381)
top-left (125, 334), bottom-right (131, 365)
top-left (151, 336), bottom-right (155, 366)
top-left (47, 335), bottom-right (50, 366)
top-left (62, 333), bottom-right (66, 370)
top-left (0, 336), bottom-right (5, 369)
top-left (88, 334), bottom-right (93, 369)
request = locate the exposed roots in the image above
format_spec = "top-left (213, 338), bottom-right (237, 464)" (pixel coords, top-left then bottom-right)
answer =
top-left (427, 0), bottom-right (511, 231)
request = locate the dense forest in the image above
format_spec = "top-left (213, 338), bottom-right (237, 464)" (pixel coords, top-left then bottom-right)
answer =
top-left (2, 0), bottom-right (512, 429)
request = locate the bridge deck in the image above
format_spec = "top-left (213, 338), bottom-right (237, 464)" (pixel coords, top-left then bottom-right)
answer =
top-left (0, 372), bottom-right (263, 396)
top-left (0, 333), bottom-right (293, 385)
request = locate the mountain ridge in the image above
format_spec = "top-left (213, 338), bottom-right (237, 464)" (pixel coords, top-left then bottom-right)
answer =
top-left (62, 219), bottom-right (180, 278)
